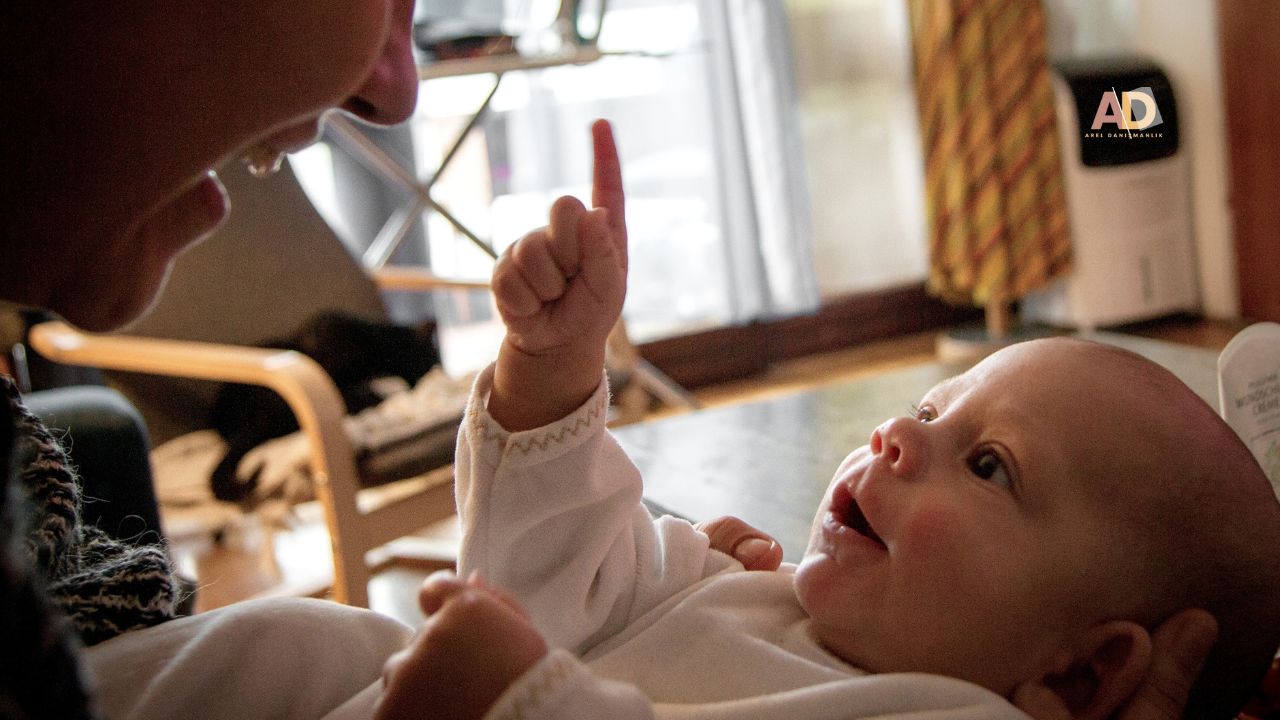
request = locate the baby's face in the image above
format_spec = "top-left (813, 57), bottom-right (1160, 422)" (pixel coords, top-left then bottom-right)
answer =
top-left (794, 338), bottom-right (1157, 695)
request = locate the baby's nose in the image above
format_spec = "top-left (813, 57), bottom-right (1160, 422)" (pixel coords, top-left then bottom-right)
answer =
top-left (870, 417), bottom-right (917, 476)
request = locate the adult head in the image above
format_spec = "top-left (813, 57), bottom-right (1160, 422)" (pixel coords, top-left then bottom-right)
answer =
top-left (2, 0), bottom-right (419, 331)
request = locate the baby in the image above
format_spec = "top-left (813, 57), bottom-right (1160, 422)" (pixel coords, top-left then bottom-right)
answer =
top-left (374, 121), bottom-right (1280, 720)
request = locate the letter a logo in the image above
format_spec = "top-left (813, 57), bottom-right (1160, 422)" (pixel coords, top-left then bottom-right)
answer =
top-left (1092, 92), bottom-right (1125, 130)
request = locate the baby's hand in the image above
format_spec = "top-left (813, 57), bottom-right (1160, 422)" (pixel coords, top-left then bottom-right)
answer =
top-left (374, 572), bottom-right (548, 720)
top-left (489, 120), bottom-right (628, 431)
top-left (492, 119), bottom-right (626, 359)
top-left (697, 515), bottom-right (784, 571)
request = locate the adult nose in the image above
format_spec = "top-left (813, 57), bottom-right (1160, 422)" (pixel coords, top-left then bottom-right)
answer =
top-left (869, 417), bottom-right (923, 477)
top-left (342, 0), bottom-right (419, 125)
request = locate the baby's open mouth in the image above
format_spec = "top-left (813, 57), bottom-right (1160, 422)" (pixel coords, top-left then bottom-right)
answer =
top-left (833, 483), bottom-right (886, 549)
top-left (845, 500), bottom-right (885, 547)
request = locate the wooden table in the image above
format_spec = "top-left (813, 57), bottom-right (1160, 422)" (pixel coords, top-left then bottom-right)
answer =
top-left (618, 332), bottom-right (1220, 563)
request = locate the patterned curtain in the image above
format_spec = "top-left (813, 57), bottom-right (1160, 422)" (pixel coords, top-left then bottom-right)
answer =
top-left (907, 0), bottom-right (1070, 333)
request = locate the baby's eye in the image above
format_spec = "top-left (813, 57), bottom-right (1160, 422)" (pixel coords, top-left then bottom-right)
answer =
top-left (969, 449), bottom-right (1011, 488)
top-left (910, 404), bottom-right (936, 422)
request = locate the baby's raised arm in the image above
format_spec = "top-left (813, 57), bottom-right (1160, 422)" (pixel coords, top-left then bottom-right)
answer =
top-left (454, 121), bottom-right (713, 655)
top-left (488, 120), bottom-right (627, 431)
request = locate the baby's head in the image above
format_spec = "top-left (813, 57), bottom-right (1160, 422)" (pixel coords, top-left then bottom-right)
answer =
top-left (794, 337), bottom-right (1280, 718)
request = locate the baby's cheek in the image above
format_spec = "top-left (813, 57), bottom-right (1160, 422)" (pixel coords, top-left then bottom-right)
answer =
top-left (898, 503), bottom-right (971, 562)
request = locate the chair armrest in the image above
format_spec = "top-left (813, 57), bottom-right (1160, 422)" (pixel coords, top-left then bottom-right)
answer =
top-left (372, 267), bottom-right (490, 293)
top-left (28, 321), bottom-right (350, 447)
top-left (27, 321), bottom-right (369, 604)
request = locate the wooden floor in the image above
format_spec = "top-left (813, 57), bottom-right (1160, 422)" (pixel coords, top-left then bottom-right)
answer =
top-left (174, 315), bottom-right (1248, 626)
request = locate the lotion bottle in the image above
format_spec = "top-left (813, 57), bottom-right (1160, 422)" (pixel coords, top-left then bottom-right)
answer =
top-left (1219, 322), bottom-right (1280, 498)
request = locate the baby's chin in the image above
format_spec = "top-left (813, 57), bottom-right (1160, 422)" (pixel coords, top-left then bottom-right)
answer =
top-left (790, 552), bottom-right (835, 625)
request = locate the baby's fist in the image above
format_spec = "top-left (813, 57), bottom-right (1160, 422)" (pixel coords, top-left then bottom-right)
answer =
top-left (374, 573), bottom-right (548, 720)
top-left (492, 199), bottom-right (622, 356)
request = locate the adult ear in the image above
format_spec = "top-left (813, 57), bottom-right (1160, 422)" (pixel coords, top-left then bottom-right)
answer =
top-left (1017, 621), bottom-right (1152, 720)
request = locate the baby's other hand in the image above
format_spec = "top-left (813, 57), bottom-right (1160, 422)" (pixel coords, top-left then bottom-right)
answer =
top-left (374, 572), bottom-right (548, 720)
top-left (697, 515), bottom-right (784, 571)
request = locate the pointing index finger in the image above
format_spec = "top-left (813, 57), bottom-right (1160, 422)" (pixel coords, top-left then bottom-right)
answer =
top-left (591, 119), bottom-right (627, 258)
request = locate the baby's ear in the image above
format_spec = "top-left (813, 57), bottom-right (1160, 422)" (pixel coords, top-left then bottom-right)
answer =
top-left (1016, 621), bottom-right (1152, 720)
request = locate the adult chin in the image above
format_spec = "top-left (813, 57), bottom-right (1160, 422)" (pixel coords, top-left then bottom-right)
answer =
top-left (55, 172), bottom-right (229, 332)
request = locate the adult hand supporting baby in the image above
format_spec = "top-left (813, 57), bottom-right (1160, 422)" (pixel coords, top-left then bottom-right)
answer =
top-left (1012, 608), bottom-right (1217, 720)
top-left (374, 572), bottom-right (549, 720)
top-left (489, 119), bottom-right (628, 432)
top-left (1116, 609), bottom-right (1217, 720)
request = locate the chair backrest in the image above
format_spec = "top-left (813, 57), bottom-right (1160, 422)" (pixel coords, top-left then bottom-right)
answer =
top-left (109, 159), bottom-right (388, 444)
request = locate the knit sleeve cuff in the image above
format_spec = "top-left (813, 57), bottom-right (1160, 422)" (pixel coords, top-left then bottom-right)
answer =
top-left (484, 648), bottom-right (651, 720)
top-left (463, 364), bottom-right (611, 467)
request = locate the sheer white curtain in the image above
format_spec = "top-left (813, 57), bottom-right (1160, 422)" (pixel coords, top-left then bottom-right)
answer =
top-left (700, 0), bottom-right (818, 322)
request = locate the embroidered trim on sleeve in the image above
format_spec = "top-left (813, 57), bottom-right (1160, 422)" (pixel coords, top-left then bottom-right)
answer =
top-left (463, 365), bottom-right (611, 461)
top-left (505, 390), bottom-right (608, 457)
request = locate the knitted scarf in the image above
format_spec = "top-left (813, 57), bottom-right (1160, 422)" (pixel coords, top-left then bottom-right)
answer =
top-left (3, 376), bottom-right (179, 643)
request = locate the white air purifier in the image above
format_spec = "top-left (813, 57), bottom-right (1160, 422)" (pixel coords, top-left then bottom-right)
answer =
top-left (1022, 57), bottom-right (1199, 330)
